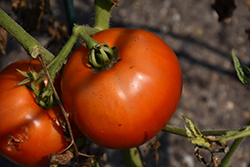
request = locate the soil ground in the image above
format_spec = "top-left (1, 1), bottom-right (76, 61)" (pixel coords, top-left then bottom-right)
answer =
top-left (0, 0), bottom-right (250, 167)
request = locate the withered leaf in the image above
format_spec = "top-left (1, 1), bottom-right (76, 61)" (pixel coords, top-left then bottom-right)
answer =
top-left (212, 156), bottom-right (221, 167)
top-left (211, 0), bottom-right (237, 22)
top-left (49, 150), bottom-right (74, 165)
top-left (0, 26), bottom-right (8, 55)
top-left (11, 0), bottom-right (28, 12)
top-left (111, 0), bottom-right (119, 6)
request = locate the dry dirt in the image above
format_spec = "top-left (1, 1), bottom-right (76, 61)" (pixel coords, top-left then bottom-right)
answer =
top-left (0, 0), bottom-right (250, 167)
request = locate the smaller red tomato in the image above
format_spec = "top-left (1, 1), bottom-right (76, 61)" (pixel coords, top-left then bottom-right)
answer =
top-left (0, 60), bottom-right (70, 166)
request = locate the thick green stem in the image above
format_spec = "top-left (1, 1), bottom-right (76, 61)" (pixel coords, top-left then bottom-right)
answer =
top-left (121, 148), bottom-right (144, 167)
top-left (0, 8), bottom-right (54, 63)
top-left (76, 26), bottom-right (99, 49)
top-left (162, 125), bottom-right (187, 137)
top-left (47, 25), bottom-right (99, 83)
top-left (220, 137), bottom-right (244, 167)
top-left (94, 0), bottom-right (114, 31)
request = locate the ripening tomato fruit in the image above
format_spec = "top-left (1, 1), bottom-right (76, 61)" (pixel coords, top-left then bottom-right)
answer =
top-left (61, 28), bottom-right (182, 149)
top-left (0, 60), bottom-right (70, 166)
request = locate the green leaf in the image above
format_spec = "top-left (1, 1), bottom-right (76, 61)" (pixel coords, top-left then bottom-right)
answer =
top-left (232, 50), bottom-right (250, 84)
top-left (16, 69), bottom-right (31, 86)
top-left (16, 68), bottom-right (40, 86)
top-left (17, 78), bottom-right (31, 86)
top-left (183, 116), bottom-right (202, 137)
top-left (183, 116), bottom-right (211, 149)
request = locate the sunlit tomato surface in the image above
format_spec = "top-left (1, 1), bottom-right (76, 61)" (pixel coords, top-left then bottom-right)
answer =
top-left (61, 28), bottom-right (182, 149)
top-left (0, 60), bottom-right (70, 166)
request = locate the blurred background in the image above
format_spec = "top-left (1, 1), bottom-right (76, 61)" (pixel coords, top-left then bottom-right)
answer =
top-left (0, 0), bottom-right (250, 166)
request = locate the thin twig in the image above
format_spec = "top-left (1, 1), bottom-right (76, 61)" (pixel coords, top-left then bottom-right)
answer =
top-left (37, 55), bottom-right (93, 158)
top-left (37, 55), bottom-right (78, 154)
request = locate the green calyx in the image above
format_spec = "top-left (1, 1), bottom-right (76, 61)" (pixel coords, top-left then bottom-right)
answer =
top-left (88, 42), bottom-right (114, 68)
top-left (17, 69), bottom-right (56, 110)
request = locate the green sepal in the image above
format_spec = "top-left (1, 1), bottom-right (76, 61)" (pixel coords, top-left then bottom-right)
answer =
top-left (16, 68), bottom-right (56, 110)
top-left (88, 42), bottom-right (114, 68)
top-left (16, 69), bottom-right (32, 85)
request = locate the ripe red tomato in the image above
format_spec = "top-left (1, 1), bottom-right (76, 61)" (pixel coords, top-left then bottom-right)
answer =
top-left (61, 28), bottom-right (182, 149)
top-left (0, 60), bottom-right (70, 166)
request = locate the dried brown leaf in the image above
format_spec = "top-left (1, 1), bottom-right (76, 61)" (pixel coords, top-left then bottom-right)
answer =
top-left (49, 150), bottom-right (74, 165)
top-left (111, 0), bottom-right (119, 6)
top-left (11, 0), bottom-right (20, 11)
top-left (0, 27), bottom-right (8, 55)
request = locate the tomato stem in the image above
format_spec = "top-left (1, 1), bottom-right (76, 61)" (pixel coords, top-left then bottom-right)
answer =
top-left (0, 8), bottom-right (54, 63)
top-left (94, 0), bottom-right (115, 31)
top-left (46, 25), bottom-right (100, 82)
top-left (220, 137), bottom-right (244, 167)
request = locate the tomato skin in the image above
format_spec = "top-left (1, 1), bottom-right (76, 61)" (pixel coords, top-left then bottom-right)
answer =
top-left (61, 28), bottom-right (182, 149)
top-left (0, 60), bottom-right (70, 166)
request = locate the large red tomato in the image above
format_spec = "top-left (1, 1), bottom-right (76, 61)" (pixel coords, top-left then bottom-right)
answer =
top-left (61, 28), bottom-right (182, 149)
top-left (0, 60), bottom-right (70, 166)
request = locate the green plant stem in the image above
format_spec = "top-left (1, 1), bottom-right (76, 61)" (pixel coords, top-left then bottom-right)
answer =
top-left (44, 25), bottom-right (98, 81)
top-left (220, 137), bottom-right (244, 167)
top-left (163, 125), bottom-right (234, 137)
top-left (0, 8), bottom-right (54, 63)
top-left (121, 148), bottom-right (144, 167)
top-left (94, 0), bottom-right (114, 31)
top-left (220, 121), bottom-right (250, 166)
top-left (47, 29), bottom-right (79, 81)
top-left (162, 125), bottom-right (187, 137)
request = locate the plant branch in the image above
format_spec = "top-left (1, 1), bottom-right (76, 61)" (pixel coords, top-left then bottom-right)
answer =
top-left (46, 25), bottom-right (99, 78)
top-left (94, 0), bottom-right (114, 31)
top-left (220, 137), bottom-right (244, 167)
top-left (0, 8), bottom-right (54, 63)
